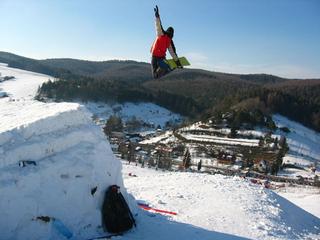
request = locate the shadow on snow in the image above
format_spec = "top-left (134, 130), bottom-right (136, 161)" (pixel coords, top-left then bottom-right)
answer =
top-left (124, 209), bottom-right (251, 240)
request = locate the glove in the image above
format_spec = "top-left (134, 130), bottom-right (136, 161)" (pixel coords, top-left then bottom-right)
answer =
top-left (175, 60), bottom-right (183, 68)
top-left (154, 5), bottom-right (159, 18)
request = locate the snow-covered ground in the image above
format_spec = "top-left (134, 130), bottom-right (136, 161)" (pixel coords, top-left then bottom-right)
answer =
top-left (1, 63), bottom-right (319, 240)
top-left (0, 64), bottom-right (52, 100)
top-left (276, 185), bottom-right (320, 219)
top-left (181, 132), bottom-right (260, 147)
top-left (122, 163), bottom-right (320, 240)
top-left (84, 101), bottom-right (182, 129)
top-left (274, 115), bottom-right (320, 162)
top-left (273, 115), bottom-right (320, 178)
top-left (140, 131), bottom-right (175, 144)
top-left (0, 65), bottom-right (126, 239)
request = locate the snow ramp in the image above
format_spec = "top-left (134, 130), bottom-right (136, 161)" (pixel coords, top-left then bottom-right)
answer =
top-left (0, 100), bottom-right (126, 239)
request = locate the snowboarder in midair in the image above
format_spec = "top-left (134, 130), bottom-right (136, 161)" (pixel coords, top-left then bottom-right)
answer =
top-left (151, 5), bottom-right (182, 79)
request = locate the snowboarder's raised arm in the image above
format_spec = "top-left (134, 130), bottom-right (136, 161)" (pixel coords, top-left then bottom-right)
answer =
top-left (168, 41), bottom-right (182, 68)
top-left (154, 5), bottom-right (164, 36)
top-left (168, 41), bottom-right (178, 61)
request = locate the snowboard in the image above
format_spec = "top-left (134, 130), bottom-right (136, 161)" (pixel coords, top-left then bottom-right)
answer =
top-left (165, 57), bottom-right (190, 69)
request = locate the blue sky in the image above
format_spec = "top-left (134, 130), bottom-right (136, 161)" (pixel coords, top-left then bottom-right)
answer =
top-left (0, 0), bottom-right (319, 78)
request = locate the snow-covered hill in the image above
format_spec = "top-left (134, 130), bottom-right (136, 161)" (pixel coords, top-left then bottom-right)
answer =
top-left (122, 163), bottom-right (320, 240)
top-left (1, 64), bottom-right (319, 240)
top-left (83, 101), bottom-right (182, 129)
top-left (0, 65), bottom-right (126, 239)
top-left (274, 114), bottom-right (320, 173)
top-left (0, 63), bottom-right (51, 100)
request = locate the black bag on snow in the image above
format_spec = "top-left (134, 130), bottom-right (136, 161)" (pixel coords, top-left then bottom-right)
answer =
top-left (101, 185), bottom-right (136, 233)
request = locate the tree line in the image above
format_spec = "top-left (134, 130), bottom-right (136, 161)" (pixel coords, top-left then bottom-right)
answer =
top-left (36, 76), bottom-right (201, 117)
top-left (36, 73), bottom-right (320, 132)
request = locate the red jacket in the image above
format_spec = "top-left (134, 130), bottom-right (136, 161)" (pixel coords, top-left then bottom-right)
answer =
top-left (151, 35), bottom-right (172, 58)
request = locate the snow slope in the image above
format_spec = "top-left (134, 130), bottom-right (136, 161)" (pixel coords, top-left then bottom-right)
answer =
top-left (84, 101), bottom-right (182, 128)
top-left (1, 63), bottom-right (319, 240)
top-left (122, 163), bottom-right (320, 240)
top-left (0, 65), bottom-right (126, 239)
top-left (273, 114), bottom-right (320, 178)
top-left (0, 64), bottom-right (52, 100)
top-left (274, 114), bottom-right (320, 163)
top-left (276, 186), bottom-right (320, 219)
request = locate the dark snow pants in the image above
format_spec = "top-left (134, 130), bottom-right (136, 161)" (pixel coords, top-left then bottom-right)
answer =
top-left (151, 56), bottom-right (172, 79)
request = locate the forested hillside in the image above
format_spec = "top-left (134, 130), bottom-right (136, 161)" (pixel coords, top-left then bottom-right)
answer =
top-left (42, 58), bottom-right (151, 82)
top-left (0, 51), bottom-right (319, 131)
top-left (265, 80), bottom-right (320, 131)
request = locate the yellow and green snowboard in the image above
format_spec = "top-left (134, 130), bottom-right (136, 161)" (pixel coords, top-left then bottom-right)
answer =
top-left (165, 57), bottom-right (190, 70)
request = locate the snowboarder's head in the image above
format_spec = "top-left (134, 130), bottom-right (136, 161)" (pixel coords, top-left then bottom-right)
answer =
top-left (166, 27), bottom-right (174, 38)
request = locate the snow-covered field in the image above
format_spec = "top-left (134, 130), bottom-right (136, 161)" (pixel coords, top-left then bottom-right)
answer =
top-left (84, 101), bottom-right (182, 129)
top-left (274, 115), bottom-right (320, 177)
top-left (0, 64), bottom-right (51, 100)
top-left (276, 185), bottom-right (320, 219)
top-left (122, 163), bottom-right (320, 240)
top-left (181, 132), bottom-right (260, 146)
top-left (140, 131), bottom-right (175, 144)
top-left (1, 64), bottom-right (319, 240)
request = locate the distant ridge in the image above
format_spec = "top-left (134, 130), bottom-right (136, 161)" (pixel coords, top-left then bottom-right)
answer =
top-left (0, 51), bottom-right (151, 82)
top-left (1, 51), bottom-right (319, 131)
top-left (0, 51), bottom-right (301, 84)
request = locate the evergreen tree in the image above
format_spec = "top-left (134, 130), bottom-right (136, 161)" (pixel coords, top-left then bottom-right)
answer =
top-left (197, 159), bottom-right (202, 171)
top-left (229, 125), bottom-right (238, 138)
top-left (183, 148), bottom-right (191, 169)
top-left (103, 115), bottom-right (123, 135)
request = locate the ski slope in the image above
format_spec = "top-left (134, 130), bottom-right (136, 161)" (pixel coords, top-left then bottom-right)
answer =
top-left (274, 114), bottom-right (320, 174)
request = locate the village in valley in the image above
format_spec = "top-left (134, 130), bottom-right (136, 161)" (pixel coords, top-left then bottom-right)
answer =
top-left (99, 107), bottom-right (319, 189)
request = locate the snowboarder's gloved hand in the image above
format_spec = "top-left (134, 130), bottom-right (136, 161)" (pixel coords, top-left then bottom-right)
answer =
top-left (154, 5), bottom-right (160, 18)
top-left (175, 60), bottom-right (183, 68)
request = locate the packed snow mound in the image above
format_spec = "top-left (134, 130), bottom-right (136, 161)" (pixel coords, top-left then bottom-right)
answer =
top-left (0, 100), bottom-right (125, 239)
top-left (123, 165), bottom-right (320, 240)
top-left (0, 101), bottom-right (90, 148)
